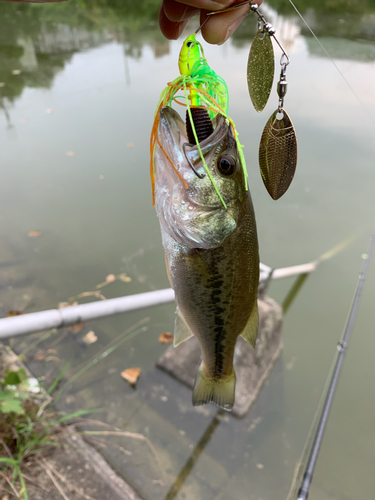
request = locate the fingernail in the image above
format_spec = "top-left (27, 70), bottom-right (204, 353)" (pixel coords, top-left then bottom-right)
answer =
top-left (218, 13), bottom-right (248, 45)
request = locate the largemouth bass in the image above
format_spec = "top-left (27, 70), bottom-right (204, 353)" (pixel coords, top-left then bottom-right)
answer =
top-left (154, 107), bottom-right (259, 410)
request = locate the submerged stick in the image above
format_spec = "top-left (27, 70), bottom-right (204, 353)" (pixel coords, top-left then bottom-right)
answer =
top-left (164, 410), bottom-right (223, 500)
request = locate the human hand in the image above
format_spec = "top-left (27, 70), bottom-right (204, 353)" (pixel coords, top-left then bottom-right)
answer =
top-left (159, 0), bottom-right (264, 45)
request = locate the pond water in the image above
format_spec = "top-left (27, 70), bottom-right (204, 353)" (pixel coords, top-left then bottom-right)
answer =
top-left (1, 1), bottom-right (375, 499)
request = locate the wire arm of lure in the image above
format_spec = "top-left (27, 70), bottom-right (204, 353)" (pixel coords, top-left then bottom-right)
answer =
top-left (195, 15), bottom-right (210, 34)
top-left (249, 4), bottom-right (290, 66)
top-left (206, 0), bottom-right (252, 16)
top-left (196, 0), bottom-right (253, 34)
top-left (204, 2), bottom-right (290, 67)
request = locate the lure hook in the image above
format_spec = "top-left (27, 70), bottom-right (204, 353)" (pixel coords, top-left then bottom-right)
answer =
top-left (183, 143), bottom-right (206, 179)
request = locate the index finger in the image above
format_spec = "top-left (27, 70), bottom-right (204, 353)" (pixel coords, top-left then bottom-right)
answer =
top-left (200, 3), bottom-right (251, 44)
top-left (174, 0), bottom-right (242, 10)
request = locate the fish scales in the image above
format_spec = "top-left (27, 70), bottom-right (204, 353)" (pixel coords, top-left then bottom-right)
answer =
top-left (154, 107), bottom-right (259, 410)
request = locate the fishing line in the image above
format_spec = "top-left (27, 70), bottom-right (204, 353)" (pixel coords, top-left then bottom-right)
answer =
top-left (290, 225), bottom-right (375, 500)
top-left (287, 0), bottom-right (370, 117)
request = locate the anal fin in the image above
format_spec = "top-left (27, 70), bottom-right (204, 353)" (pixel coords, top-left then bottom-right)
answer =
top-left (240, 300), bottom-right (259, 348)
top-left (174, 308), bottom-right (194, 347)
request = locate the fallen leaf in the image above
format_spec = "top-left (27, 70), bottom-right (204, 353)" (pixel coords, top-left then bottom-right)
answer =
top-left (82, 330), bottom-right (97, 345)
top-left (99, 174), bottom-right (104, 180)
top-left (46, 108), bottom-right (53, 114)
top-left (118, 273), bottom-right (131, 283)
top-left (69, 322), bottom-right (85, 334)
top-left (95, 274), bottom-right (116, 289)
top-left (127, 143), bottom-right (134, 148)
top-left (75, 291), bottom-right (106, 300)
top-left (28, 230), bottom-right (42, 238)
top-left (58, 302), bottom-right (69, 308)
top-left (6, 310), bottom-right (24, 317)
top-left (45, 356), bottom-right (60, 363)
top-left (159, 332), bottom-right (173, 344)
top-left (58, 301), bottom-right (78, 308)
top-left (12, 69), bottom-right (21, 75)
top-left (121, 368), bottom-right (141, 386)
top-left (66, 151), bottom-right (75, 157)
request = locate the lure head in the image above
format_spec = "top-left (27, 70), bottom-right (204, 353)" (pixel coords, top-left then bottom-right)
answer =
top-left (154, 107), bottom-right (248, 249)
top-left (178, 34), bottom-right (202, 76)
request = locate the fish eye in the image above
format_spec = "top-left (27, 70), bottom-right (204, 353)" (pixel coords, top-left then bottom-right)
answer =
top-left (217, 155), bottom-right (237, 176)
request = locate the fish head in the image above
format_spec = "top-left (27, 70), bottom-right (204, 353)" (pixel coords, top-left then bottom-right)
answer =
top-left (154, 107), bottom-right (248, 249)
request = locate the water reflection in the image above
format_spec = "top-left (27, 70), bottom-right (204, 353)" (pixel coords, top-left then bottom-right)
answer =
top-left (0, 0), bottom-right (165, 106)
top-left (1, 0), bottom-right (375, 113)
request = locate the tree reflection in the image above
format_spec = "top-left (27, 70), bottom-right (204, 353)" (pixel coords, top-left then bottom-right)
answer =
top-left (0, 0), bottom-right (162, 107)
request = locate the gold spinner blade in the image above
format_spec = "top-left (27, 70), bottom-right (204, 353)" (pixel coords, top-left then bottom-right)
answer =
top-left (259, 108), bottom-right (298, 200)
top-left (247, 30), bottom-right (274, 113)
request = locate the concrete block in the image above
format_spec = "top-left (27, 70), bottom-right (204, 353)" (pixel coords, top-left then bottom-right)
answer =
top-left (157, 296), bottom-right (283, 418)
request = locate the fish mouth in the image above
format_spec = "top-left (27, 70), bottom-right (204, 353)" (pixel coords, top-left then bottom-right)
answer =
top-left (158, 106), bottom-right (229, 181)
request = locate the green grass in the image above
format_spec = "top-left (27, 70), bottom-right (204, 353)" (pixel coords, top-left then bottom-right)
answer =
top-left (0, 320), bottom-right (148, 498)
top-left (0, 353), bottom-right (98, 499)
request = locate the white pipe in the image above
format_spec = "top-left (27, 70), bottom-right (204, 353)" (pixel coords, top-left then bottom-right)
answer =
top-left (0, 289), bottom-right (175, 339)
top-left (0, 261), bottom-right (317, 340)
top-left (272, 262), bottom-right (317, 279)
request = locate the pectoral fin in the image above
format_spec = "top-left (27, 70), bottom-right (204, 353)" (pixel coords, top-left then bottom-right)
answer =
top-left (174, 308), bottom-right (194, 347)
top-left (240, 300), bottom-right (259, 348)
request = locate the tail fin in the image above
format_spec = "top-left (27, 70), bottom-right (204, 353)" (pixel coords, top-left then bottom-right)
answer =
top-left (192, 365), bottom-right (236, 411)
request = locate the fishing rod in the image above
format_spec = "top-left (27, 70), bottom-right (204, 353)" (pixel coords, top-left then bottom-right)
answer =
top-left (293, 226), bottom-right (375, 500)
